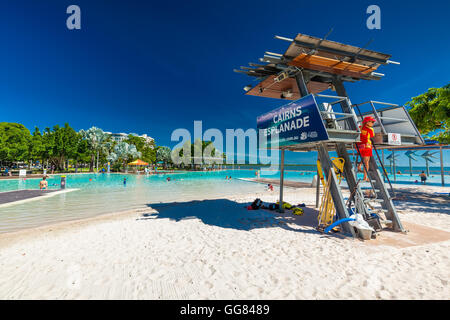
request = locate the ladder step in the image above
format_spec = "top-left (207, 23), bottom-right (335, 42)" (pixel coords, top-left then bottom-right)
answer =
top-left (364, 198), bottom-right (384, 203)
top-left (360, 187), bottom-right (380, 192)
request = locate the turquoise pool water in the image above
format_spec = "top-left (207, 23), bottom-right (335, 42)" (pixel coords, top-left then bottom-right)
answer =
top-left (0, 169), bottom-right (315, 193)
top-left (0, 169), bottom-right (447, 233)
top-left (0, 170), bottom-right (297, 233)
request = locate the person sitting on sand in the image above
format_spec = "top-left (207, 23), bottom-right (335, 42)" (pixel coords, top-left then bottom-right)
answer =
top-left (419, 171), bottom-right (427, 184)
top-left (39, 176), bottom-right (48, 190)
top-left (267, 183), bottom-right (274, 192)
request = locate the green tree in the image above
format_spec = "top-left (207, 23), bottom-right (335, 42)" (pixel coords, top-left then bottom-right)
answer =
top-left (171, 139), bottom-right (222, 168)
top-left (125, 135), bottom-right (156, 164)
top-left (79, 127), bottom-right (110, 171)
top-left (407, 83), bottom-right (450, 143)
top-left (156, 146), bottom-right (172, 169)
top-left (28, 127), bottom-right (45, 167)
top-left (73, 136), bottom-right (90, 171)
top-left (107, 141), bottom-right (141, 172)
top-left (42, 124), bottom-right (80, 170)
top-left (0, 122), bottom-right (31, 164)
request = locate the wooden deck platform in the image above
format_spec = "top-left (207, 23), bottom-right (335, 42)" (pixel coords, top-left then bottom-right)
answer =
top-left (0, 189), bottom-right (60, 205)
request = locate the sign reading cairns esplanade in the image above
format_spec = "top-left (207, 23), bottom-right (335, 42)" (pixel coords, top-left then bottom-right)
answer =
top-left (257, 94), bottom-right (329, 149)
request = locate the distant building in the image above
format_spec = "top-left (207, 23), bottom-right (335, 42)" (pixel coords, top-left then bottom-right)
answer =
top-left (104, 132), bottom-right (128, 142)
top-left (139, 134), bottom-right (154, 145)
top-left (105, 132), bottom-right (155, 145)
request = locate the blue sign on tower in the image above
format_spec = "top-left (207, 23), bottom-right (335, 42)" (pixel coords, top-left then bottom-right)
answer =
top-left (257, 94), bottom-right (329, 148)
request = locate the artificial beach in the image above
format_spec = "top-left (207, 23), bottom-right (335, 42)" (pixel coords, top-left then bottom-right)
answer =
top-left (0, 173), bottom-right (448, 299)
top-left (1, 27), bottom-right (449, 301)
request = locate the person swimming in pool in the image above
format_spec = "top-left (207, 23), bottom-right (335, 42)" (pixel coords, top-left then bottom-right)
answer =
top-left (123, 177), bottom-right (127, 186)
top-left (39, 176), bottom-right (48, 190)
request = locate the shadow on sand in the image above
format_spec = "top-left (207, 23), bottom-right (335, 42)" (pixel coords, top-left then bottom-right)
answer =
top-left (137, 199), bottom-right (329, 235)
top-left (393, 189), bottom-right (450, 216)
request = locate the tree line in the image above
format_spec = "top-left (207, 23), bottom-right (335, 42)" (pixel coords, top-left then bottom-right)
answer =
top-left (0, 123), bottom-right (223, 172)
top-left (0, 123), bottom-right (173, 172)
top-left (407, 83), bottom-right (450, 144)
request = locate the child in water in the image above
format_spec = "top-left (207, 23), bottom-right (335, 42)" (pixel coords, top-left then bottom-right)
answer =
top-left (123, 177), bottom-right (127, 186)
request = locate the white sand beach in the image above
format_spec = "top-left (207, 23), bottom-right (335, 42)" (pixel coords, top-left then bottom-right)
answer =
top-left (0, 184), bottom-right (449, 299)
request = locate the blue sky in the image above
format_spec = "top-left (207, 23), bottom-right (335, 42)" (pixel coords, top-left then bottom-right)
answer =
top-left (0, 0), bottom-right (449, 165)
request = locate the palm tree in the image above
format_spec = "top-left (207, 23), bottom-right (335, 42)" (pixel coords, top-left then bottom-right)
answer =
top-left (79, 127), bottom-right (109, 172)
top-left (156, 146), bottom-right (171, 170)
top-left (107, 141), bottom-right (141, 172)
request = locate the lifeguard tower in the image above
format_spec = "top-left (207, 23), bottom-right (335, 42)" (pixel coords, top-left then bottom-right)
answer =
top-left (235, 33), bottom-right (425, 238)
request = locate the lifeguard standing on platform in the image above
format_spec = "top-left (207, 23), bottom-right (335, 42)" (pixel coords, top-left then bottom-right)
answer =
top-left (357, 116), bottom-right (376, 181)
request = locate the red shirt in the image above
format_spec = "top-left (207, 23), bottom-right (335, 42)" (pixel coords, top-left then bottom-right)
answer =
top-left (357, 125), bottom-right (374, 150)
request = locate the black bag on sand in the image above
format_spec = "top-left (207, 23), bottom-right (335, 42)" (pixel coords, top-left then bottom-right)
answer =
top-left (251, 198), bottom-right (263, 210)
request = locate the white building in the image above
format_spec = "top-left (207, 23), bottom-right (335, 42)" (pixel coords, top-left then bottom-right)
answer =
top-left (105, 132), bottom-right (155, 145)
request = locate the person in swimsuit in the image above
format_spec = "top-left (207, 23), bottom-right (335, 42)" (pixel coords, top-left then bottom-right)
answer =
top-left (39, 176), bottom-right (48, 190)
top-left (419, 171), bottom-right (427, 184)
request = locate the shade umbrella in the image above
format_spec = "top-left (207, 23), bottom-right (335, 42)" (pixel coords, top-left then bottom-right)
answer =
top-left (128, 159), bottom-right (149, 166)
top-left (128, 159), bottom-right (149, 173)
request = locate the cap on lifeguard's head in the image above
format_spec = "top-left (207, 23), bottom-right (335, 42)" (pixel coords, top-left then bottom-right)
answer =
top-left (363, 116), bottom-right (376, 124)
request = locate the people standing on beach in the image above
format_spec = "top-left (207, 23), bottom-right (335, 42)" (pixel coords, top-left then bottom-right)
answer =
top-left (356, 116), bottom-right (376, 182)
top-left (419, 171), bottom-right (427, 184)
top-left (39, 176), bottom-right (48, 190)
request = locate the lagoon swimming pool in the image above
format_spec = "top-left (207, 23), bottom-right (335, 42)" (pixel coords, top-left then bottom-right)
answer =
top-left (0, 169), bottom-right (447, 233)
top-left (0, 170), bottom-right (297, 233)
